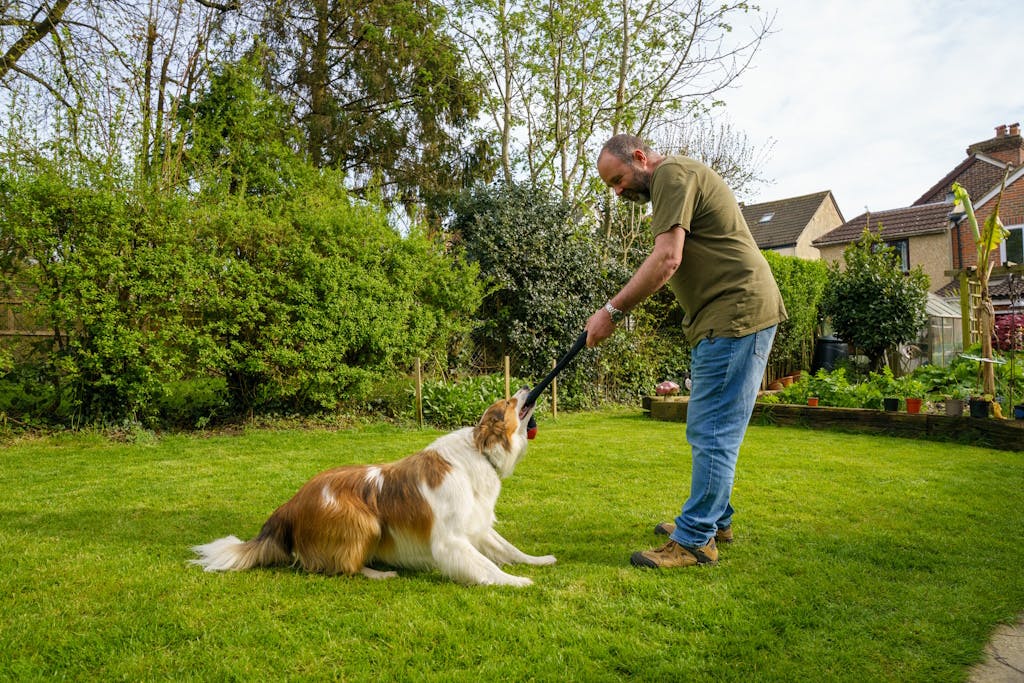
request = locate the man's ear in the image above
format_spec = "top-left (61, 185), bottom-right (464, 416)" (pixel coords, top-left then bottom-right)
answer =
top-left (632, 148), bottom-right (647, 165)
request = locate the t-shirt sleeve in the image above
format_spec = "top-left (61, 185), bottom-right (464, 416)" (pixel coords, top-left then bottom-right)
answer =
top-left (650, 163), bottom-right (699, 237)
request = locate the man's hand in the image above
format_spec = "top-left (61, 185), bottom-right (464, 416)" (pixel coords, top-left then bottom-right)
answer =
top-left (585, 307), bottom-right (616, 348)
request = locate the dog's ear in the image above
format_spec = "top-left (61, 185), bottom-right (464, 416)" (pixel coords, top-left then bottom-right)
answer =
top-left (473, 398), bottom-right (516, 455)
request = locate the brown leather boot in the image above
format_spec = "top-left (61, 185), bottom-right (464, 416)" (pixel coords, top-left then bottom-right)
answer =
top-left (630, 538), bottom-right (718, 568)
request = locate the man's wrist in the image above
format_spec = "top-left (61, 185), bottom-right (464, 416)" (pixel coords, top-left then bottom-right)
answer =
top-left (604, 300), bottom-right (627, 324)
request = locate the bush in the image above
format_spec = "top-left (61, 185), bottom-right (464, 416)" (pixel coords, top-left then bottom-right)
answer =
top-left (418, 373), bottom-right (536, 429)
top-left (821, 228), bottom-right (929, 371)
top-left (763, 251), bottom-right (829, 375)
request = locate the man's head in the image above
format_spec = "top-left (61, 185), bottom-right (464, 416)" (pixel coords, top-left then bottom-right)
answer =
top-left (597, 134), bottom-right (658, 204)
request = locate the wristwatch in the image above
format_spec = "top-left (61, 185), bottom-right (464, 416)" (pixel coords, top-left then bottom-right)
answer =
top-left (604, 301), bottom-right (627, 324)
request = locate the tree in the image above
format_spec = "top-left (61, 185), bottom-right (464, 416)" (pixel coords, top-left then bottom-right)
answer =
top-left (450, 0), bottom-right (772, 206)
top-left (178, 52), bottom-right (310, 199)
top-left (449, 182), bottom-right (618, 390)
top-left (821, 228), bottom-right (930, 372)
top-left (1, 1), bottom-right (236, 178)
top-left (243, 0), bottom-right (490, 216)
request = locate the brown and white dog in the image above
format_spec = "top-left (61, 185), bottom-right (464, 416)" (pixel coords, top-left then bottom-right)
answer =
top-left (190, 387), bottom-right (555, 586)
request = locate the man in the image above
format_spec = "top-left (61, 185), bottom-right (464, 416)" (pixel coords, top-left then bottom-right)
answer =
top-left (585, 133), bottom-right (787, 569)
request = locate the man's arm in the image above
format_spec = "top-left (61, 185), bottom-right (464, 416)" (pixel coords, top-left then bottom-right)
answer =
top-left (584, 226), bottom-right (685, 347)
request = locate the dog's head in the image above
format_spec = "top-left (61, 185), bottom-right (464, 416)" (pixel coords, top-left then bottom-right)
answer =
top-left (473, 387), bottom-right (533, 478)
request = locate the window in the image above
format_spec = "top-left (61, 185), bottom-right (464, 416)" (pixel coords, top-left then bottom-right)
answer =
top-left (887, 239), bottom-right (910, 272)
top-left (759, 212), bottom-right (774, 223)
top-left (1002, 225), bottom-right (1024, 266)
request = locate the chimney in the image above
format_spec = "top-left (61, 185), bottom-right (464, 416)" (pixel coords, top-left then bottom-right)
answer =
top-left (967, 122), bottom-right (1024, 164)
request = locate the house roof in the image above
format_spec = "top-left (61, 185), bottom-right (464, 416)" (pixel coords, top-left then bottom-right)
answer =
top-left (936, 274), bottom-right (1024, 301)
top-left (912, 153), bottom-right (1011, 206)
top-left (812, 201), bottom-right (954, 247)
top-left (739, 190), bottom-right (838, 249)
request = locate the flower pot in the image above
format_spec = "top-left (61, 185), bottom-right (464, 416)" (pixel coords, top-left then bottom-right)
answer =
top-left (768, 381), bottom-right (784, 391)
top-left (945, 398), bottom-right (964, 417)
top-left (905, 397), bottom-right (922, 414)
top-left (883, 397), bottom-right (899, 412)
top-left (807, 397), bottom-right (819, 407)
top-left (969, 397), bottom-right (991, 419)
top-left (781, 376), bottom-right (794, 387)
top-left (1014, 404), bottom-right (1024, 420)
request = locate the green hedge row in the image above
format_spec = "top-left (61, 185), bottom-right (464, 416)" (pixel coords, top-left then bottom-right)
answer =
top-left (0, 168), bottom-right (482, 427)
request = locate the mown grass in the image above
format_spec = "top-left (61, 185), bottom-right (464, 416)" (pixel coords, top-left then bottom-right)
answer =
top-left (1, 409), bottom-right (1022, 681)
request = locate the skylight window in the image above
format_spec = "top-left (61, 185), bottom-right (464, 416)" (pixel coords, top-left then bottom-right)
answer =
top-left (759, 212), bottom-right (774, 223)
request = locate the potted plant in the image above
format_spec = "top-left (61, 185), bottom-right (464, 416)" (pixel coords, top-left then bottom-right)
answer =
top-left (895, 375), bottom-right (927, 414)
top-left (870, 367), bottom-right (902, 412)
top-left (944, 385), bottom-right (971, 417)
top-left (969, 394), bottom-right (993, 419)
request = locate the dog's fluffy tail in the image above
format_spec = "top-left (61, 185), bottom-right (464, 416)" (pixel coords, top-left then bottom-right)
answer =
top-left (190, 515), bottom-right (293, 572)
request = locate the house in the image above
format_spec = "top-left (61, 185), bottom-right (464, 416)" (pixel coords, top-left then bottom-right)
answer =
top-left (740, 190), bottom-right (844, 259)
top-left (812, 202), bottom-right (957, 290)
top-left (813, 122), bottom-right (1024, 308)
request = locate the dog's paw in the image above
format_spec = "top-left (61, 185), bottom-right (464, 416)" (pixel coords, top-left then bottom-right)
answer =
top-left (533, 554), bottom-right (557, 566)
top-left (360, 566), bottom-right (398, 580)
top-left (499, 575), bottom-right (534, 587)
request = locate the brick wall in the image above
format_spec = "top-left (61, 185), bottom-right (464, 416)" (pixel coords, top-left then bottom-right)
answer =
top-left (954, 171), bottom-right (1024, 269)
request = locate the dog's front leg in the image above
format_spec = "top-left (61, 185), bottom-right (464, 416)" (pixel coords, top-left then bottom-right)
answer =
top-left (432, 536), bottom-right (534, 587)
top-left (478, 530), bottom-right (557, 567)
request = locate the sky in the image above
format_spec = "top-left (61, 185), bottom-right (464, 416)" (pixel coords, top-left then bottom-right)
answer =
top-left (720, 0), bottom-right (1024, 220)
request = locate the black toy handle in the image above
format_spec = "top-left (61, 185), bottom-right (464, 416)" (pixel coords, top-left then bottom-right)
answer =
top-left (524, 330), bottom-right (589, 410)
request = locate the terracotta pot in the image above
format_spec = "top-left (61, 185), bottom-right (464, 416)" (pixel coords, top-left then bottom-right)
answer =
top-left (768, 381), bottom-right (784, 391)
top-left (807, 397), bottom-right (819, 407)
top-left (780, 376), bottom-right (794, 387)
top-left (905, 397), bottom-right (922, 414)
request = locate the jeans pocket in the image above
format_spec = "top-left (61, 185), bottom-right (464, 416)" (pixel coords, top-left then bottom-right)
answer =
top-left (753, 325), bottom-right (777, 360)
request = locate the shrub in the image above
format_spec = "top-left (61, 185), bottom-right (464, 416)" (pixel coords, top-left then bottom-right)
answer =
top-left (821, 228), bottom-right (929, 371)
top-left (763, 251), bottom-right (829, 375)
top-left (418, 373), bottom-right (536, 429)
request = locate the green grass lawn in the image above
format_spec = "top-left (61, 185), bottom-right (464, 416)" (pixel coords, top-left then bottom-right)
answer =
top-left (2, 409), bottom-right (1022, 681)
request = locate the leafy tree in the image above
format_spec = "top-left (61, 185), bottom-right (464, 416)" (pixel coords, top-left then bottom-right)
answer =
top-left (246, 0), bottom-right (490, 215)
top-left (178, 52), bottom-right (311, 199)
top-left (449, 182), bottom-right (620, 399)
top-left (821, 228), bottom-right (930, 372)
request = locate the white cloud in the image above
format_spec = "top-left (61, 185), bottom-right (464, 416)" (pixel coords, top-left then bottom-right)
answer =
top-left (722, 0), bottom-right (1024, 218)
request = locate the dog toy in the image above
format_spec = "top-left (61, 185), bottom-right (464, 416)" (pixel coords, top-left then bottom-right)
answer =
top-left (521, 330), bottom-right (589, 439)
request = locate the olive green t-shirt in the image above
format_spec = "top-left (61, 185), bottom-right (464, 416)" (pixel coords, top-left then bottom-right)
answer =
top-left (649, 156), bottom-right (788, 346)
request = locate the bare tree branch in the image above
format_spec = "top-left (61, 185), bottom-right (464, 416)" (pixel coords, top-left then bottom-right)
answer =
top-left (0, 0), bottom-right (74, 80)
top-left (192, 0), bottom-right (239, 11)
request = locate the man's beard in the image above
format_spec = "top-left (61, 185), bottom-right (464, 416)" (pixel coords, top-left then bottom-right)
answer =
top-left (620, 168), bottom-right (651, 204)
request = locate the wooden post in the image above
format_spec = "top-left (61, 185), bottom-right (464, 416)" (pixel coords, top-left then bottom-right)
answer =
top-left (504, 356), bottom-right (510, 399)
top-left (415, 358), bottom-right (424, 427)
top-left (551, 359), bottom-right (558, 418)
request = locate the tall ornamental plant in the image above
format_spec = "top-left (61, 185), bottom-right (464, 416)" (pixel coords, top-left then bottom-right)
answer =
top-left (952, 174), bottom-right (1009, 398)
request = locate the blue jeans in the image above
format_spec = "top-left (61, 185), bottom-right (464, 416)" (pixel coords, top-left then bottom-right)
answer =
top-left (670, 325), bottom-right (777, 549)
